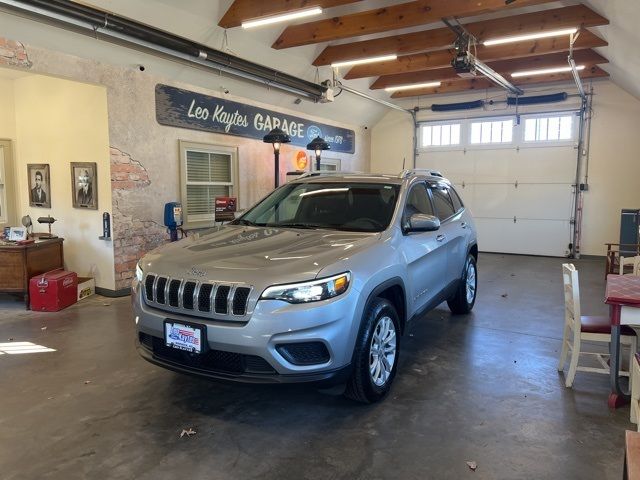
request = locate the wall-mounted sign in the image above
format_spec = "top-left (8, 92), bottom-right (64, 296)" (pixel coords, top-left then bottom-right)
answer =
top-left (295, 151), bottom-right (308, 170)
top-left (155, 84), bottom-right (355, 154)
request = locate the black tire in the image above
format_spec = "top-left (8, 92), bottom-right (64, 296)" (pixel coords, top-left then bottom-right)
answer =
top-left (447, 254), bottom-right (477, 314)
top-left (344, 297), bottom-right (400, 404)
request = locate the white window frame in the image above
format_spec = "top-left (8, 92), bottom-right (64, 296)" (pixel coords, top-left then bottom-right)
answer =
top-left (468, 116), bottom-right (515, 147)
top-left (179, 140), bottom-right (239, 229)
top-left (418, 121), bottom-right (463, 150)
top-left (416, 109), bottom-right (580, 152)
top-left (519, 111), bottom-right (580, 148)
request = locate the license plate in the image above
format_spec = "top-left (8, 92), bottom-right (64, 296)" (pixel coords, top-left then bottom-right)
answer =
top-left (164, 322), bottom-right (203, 353)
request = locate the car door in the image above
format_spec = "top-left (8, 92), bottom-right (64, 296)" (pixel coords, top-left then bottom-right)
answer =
top-left (428, 183), bottom-right (467, 286)
top-left (399, 182), bottom-right (448, 312)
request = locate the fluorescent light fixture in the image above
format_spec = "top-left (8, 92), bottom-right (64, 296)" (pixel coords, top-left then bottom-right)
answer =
top-left (385, 81), bottom-right (442, 92)
top-left (242, 7), bottom-right (322, 29)
top-left (331, 54), bottom-right (397, 68)
top-left (483, 27), bottom-right (578, 46)
top-left (511, 65), bottom-right (585, 78)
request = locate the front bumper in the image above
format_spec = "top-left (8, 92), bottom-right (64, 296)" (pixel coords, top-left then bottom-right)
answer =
top-left (132, 278), bottom-right (360, 383)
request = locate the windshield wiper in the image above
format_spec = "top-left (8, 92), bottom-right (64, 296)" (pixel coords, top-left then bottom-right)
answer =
top-left (234, 219), bottom-right (264, 227)
top-left (269, 223), bottom-right (323, 230)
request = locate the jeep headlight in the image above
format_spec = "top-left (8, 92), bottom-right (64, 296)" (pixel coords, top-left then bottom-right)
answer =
top-left (135, 260), bottom-right (144, 282)
top-left (261, 273), bottom-right (351, 304)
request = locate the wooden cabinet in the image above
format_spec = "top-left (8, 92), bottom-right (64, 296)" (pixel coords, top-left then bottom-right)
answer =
top-left (0, 238), bottom-right (64, 307)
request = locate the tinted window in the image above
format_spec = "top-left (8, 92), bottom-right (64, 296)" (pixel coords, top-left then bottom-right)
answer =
top-left (450, 187), bottom-right (464, 212)
top-left (403, 183), bottom-right (434, 228)
top-left (236, 182), bottom-right (400, 232)
top-left (430, 186), bottom-right (456, 221)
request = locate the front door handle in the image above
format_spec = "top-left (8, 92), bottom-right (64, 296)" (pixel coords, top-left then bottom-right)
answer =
top-left (436, 234), bottom-right (446, 242)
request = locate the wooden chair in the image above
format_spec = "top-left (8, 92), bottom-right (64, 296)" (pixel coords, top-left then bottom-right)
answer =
top-left (558, 263), bottom-right (637, 388)
top-left (620, 256), bottom-right (640, 276)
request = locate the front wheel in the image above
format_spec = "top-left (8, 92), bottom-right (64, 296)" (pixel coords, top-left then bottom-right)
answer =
top-left (447, 254), bottom-right (477, 314)
top-left (345, 298), bottom-right (400, 404)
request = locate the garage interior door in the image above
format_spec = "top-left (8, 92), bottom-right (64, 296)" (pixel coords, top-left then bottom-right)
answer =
top-left (416, 113), bottom-right (579, 257)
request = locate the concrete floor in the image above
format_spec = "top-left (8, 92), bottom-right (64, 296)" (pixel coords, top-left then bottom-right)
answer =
top-left (0, 253), bottom-right (632, 479)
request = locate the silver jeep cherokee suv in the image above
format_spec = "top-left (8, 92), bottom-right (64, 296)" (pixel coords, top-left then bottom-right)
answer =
top-left (132, 170), bottom-right (478, 403)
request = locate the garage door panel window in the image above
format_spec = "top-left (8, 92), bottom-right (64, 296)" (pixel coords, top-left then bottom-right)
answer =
top-left (470, 120), bottom-right (513, 145)
top-left (180, 141), bottom-right (238, 228)
top-left (421, 123), bottom-right (461, 148)
top-left (524, 115), bottom-right (574, 143)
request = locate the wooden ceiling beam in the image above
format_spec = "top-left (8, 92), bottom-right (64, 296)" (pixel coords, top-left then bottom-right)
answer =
top-left (313, 4), bottom-right (607, 66)
top-left (219, 0), bottom-right (363, 29)
top-left (273, 0), bottom-right (557, 49)
top-left (343, 30), bottom-right (606, 79)
top-left (371, 49), bottom-right (608, 89)
top-left (390, 66), bottom-right (609, 98)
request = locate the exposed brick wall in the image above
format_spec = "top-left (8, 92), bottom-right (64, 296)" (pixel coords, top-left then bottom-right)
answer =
top-left (0, 38), bottom-right (32, 68)
top-left (110, 147), bottom-right (167, 290)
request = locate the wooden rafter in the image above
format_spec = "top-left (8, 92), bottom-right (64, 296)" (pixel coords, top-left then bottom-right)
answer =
top-left (343, 30), bottom-right (606, 79)
top-left (313, 4), bottom-right (608, 66)
top-left (272, 0), bottom-right (557, 49)
top-left (218, 0), bottom-right (362, 29)
top-left (389, 66), bottom-right (609, 98)
top-left (371, 49), bottom-right (609, 89)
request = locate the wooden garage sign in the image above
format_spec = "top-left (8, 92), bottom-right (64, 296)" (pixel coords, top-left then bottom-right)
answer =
top-left (155, 84), bottom-right (355, 154)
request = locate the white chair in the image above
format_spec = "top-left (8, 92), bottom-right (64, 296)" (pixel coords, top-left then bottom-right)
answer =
top-left (558, 263), bottom-right (637, 388)
top-left (619, 255), bottom-right (640, 276)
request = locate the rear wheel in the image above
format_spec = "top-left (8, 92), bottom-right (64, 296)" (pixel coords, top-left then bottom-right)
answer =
top-left (345, 298), bottom-right (400, 404)
top-left (447, 254), bottom-right (477, 314)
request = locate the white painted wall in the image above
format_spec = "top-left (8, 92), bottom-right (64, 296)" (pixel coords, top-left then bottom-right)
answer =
top-left (370, 80), bottom-right (640, 256)
top-left (12, 74), bottom-right (115, 288)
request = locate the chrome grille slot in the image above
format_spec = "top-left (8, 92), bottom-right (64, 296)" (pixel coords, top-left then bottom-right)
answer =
top-left (168, 279), bottom-right (181, 307)
top-left (143, 274), bottom-right (251, 319)
top-left (144, 274), bottom-right (156, 301)
top-left (233, 287), bottom-right (251, 315)
top-left (182, 281), bottom-right (196, 310)
top-left (215, 285), bottom-right (231, 314)
top-left (198, 283), bottom-right (213, 312)
top-left (156, 277), bottom-right (167, 304)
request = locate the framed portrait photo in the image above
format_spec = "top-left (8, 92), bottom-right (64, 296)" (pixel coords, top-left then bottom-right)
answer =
top-left (28, 164), bottom-right (51, 208)
top-left (71, 162), bottom-right (98, 210)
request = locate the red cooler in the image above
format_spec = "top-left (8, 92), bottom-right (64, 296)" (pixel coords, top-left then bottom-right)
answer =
top-left (30, 270), bottom-right (78, 312)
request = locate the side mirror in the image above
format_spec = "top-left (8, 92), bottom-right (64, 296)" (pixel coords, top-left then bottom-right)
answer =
top-left (407, 214), bottom-right (440, 233)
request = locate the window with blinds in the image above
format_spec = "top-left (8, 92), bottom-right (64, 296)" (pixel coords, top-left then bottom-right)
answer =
top-left (180, 141), bottom-right (237, 228)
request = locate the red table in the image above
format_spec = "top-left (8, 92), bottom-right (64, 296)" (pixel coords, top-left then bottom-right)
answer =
top-left (605, 274), bottom-right (640, 408)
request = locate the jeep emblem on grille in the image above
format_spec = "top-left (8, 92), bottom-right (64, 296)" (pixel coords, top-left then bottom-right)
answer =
top-left (187, 267), bottom-right (207, 278)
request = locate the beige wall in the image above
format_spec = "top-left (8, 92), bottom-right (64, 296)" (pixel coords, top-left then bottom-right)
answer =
top-left (13, 74), bottom-right (115, 288)
top-left (0, 77), bottom-right (16, 140)
top-left (581, 81), bottom-right (640, 255)
top-left (370, 80), bottom-right (640, 256)
top-left (370, 110), bottom-right (414, 175)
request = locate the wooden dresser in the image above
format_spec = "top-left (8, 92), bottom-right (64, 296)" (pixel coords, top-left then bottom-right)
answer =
top-left (0, 238), bottom-right (64, 308)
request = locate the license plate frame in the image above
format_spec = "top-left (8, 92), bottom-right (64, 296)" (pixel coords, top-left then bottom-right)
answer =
top-left (164, 320), bottom-right (206, 354)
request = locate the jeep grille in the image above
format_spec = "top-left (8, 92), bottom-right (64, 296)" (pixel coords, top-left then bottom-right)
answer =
top-left (143, 274), bottom-right (252, 320)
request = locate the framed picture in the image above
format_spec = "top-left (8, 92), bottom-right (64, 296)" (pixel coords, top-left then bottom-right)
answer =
top-left (28, 164), bottom-right (51, 208)
top-left (8, 226), bottom-right (27, 241)
top-left (71, 162), bottom-right (98, 210)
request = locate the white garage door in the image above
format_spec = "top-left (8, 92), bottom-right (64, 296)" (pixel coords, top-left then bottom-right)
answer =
top-left (416, 113), bottom-right (579, 257)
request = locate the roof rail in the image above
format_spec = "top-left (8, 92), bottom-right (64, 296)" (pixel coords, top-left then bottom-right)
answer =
top-left (399, 169), bottom-right (443, 179)
top-left (297, 171), bottom-right (363, 179)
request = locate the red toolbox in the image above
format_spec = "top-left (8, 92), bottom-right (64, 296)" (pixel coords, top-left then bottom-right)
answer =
top-left (30, 270), bottom-right (78, 312)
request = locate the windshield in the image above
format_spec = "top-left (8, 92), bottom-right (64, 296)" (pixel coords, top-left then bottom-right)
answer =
top-left (234, 182), bottom-right (400, 232)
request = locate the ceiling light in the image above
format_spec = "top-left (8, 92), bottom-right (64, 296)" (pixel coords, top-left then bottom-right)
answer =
top-left (483, 27), bottom-right (578, 47)
top-left (385, 81), bottom-right (442, 92)
top-left (511, 65), bottom-right (585, 78)
top-left (242, 7), bottom-right (322, 29)
top-left (331, 55), bottom-right (397, 68)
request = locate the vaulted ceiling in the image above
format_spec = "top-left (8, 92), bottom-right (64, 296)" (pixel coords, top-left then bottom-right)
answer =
top-left (218, 0), bottom-right (616, 101)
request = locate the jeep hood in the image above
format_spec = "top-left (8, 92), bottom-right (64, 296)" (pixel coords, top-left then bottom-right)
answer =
top-left (141, 225), bottom-right (379, 284)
